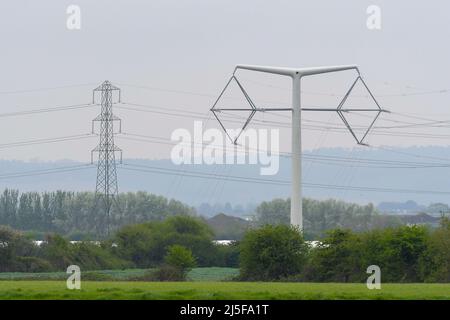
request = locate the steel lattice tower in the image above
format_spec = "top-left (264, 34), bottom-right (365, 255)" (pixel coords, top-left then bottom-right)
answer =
top-left (91, 80), bottom-right (122, 235)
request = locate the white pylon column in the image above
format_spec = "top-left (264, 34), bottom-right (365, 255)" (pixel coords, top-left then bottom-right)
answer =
top-left (291, 74), bottom-right (302, 229)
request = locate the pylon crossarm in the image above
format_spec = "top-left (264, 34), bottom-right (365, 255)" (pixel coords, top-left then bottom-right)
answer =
top-left (234, 64), bottom-right (360, 77)
top-left (93, 82), bottom-right (120, 92)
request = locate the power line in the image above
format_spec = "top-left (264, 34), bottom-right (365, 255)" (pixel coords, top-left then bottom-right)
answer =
top-left (115, 101), bottom-right (405, 130)
top-left (0, 83), bottom-right (98, 95)
top-left (0, 103), bottom-right (95, 119)
top-left (121, 99), bottom-right (450, 131)
top-left (0, 157), bottom-right (446, 195)
top-left (117, 101), bottom-right (450, 141)
top-left (115, 83), bottom-right (450, 133)
top-left (0, 164), bottom-right (93, 180)
top-left (0, 83), bottom-right (448, 131)
top-left (0, 134), bottom-right (95, 150)
top-left (2, 82), bottom-right (450, 199)
top-left (238, 77), bottom-right (450, 98)
top-left (116, 81), bottom-right (450, 99)
top-left (117, 132), bottom-right (450, 169)
top-left (120, 162), bottom-right (450, 195)
top-left (370, 145), bottom-right (450, 163)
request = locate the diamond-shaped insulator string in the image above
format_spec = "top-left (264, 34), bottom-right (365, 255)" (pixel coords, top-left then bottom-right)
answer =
top-left (336, 76), bottom-right (383, 145)
top-left (211, 75), bottom-right (257, 144)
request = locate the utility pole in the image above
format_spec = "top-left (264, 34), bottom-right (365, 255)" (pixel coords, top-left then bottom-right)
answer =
top-left (211, 64), bottom-right (387, 231)
top-left (91, 80), bottom-right (122, 236)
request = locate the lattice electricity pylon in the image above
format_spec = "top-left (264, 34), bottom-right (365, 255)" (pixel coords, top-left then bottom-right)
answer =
top-left (211, 64), bottom-right (389, 231)
top-left (91, 80), bottom-right (123, 236)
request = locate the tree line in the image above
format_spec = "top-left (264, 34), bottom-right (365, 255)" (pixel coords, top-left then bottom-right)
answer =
top-left (0, 189), bottom-right (402, 240)
top-left (0, 189), bottom-right (195, 238)
top-left (256, 198), bottom-right (405, 239)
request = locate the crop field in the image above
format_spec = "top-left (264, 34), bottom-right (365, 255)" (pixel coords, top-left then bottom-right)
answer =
top-left (0, 281), bottom-right (449, 300)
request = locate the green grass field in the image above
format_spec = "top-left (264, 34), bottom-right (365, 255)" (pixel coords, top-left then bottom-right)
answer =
top-left (0, 281), bottom-right (449, 300)
top-left (1, 268), bottom-right (448, 300)
top-left (0, 267), bottom-right (239, 282)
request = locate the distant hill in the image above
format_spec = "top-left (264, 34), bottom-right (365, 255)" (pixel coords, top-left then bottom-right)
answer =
top-left (206, 213), bottom-right (250, 240)
top-left (396, 213), bottom-right (441, 227)
top-left (377, 200), bottom-right (426, 214)
top-left (377, 201), bottom-right (450, 216)
top-left (2, 145), bottom-right (450, 208)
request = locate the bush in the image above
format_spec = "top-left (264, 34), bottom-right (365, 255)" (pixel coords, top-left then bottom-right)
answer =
top-left (114, 216), bottom-right (217, 268)
top-left (71, 242), bottom-right (130, 270)
top-left (150, 265), bottom-right (185, 281)
top-left (165, 245), bottom-right (196, 270)
top-left (113, 223), bottom-right (157, 267)
top-left (39, 234), bottom-right (130, 271)
top-left (420, 217), bottom-right (450, 282)
top-left (239, 225), bottom-right (308, 281)
top-left (15, 256), bottom-right (53, 272)
top-left (214, 242), bottom-right (240, 268)
top-left (304, 225), bottom-right (430, 283)
top-left (304, 229), bottom-right (363, 282)
top-left (39, 234), bottom-right (74, 270)
top-left (0, 226), bottom-right (38, 272)
top-left (161, 216), bottom-right (217, 266)
top-left (360, 225), bottom-right (429, 282)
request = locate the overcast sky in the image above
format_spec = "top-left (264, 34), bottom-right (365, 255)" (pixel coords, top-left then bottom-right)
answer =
top-left (0, 0), bottom-right (449, 162)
